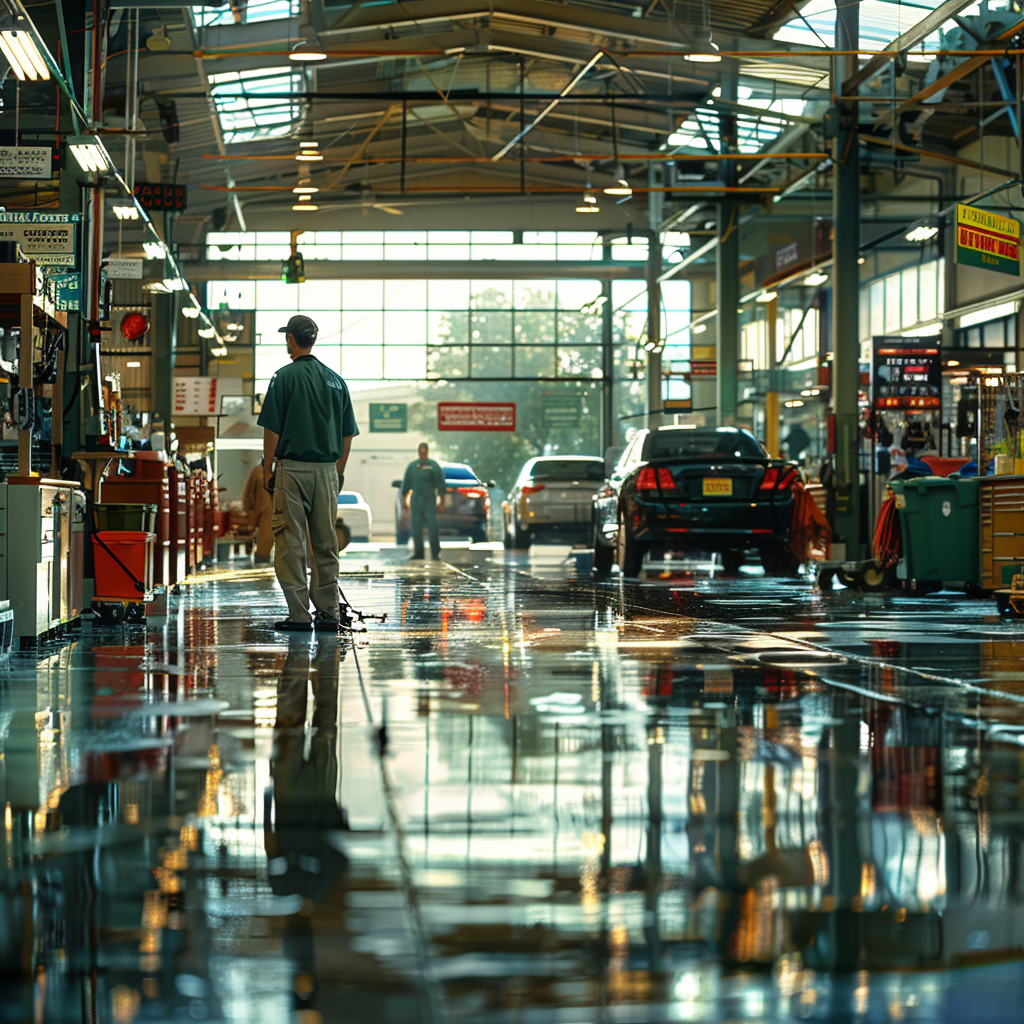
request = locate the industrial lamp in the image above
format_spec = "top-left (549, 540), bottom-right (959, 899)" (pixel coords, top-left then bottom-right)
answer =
top-left (0, 27), bottom-right (50, 81)
top-left (290, 38), bottom-right (326, 61)
top-left (68, 135), bottom-right (108, 173)
top-left (685, 2), bottom-right (721, 64)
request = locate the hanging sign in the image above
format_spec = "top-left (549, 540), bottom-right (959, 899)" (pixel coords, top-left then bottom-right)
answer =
top-left (542, 395), bottom-right (582, 427)
top-left (103, 257), bottom-right (144, 280)
top-left (0, 211), bottom-right (76, 255)
top-left (438, 402), bottom-right (516, 432)
top-left (0, 146), bottom-right (52, 180)
top-left (134, 182), bottom-right (188, 213)
top-left (956, 204), bottom-right (1021, 276)
top-left (369, 402), bottom-right (407, 432)
top-left (871, 336), bottom-right (941, 410)
top-left (48, 273), bottom-right (81, 312)
top-left (174, 376), bottom-right (219, 416)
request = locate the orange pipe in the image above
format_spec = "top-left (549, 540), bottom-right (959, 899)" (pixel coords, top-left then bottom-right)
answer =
top-left (199, 151), bottom-right (826, 163)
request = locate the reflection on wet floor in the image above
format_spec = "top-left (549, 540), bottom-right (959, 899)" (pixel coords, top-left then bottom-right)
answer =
top-left (2, 548), bottom-right (1024, 1022)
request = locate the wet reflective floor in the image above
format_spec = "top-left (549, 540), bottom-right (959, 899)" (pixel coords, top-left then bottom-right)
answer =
top-left (3, 546), bottom-right (1024, 1022)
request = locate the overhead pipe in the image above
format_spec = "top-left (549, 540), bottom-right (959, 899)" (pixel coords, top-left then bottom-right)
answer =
top-left (198, 151), bottom-right (828, 164)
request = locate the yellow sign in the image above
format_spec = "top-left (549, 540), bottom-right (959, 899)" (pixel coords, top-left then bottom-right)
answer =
top-left (956, 204), bottom-right (1021, 276)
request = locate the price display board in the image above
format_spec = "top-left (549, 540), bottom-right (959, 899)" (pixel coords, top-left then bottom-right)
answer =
top-left (871, 336), bottom-right (942, 411)
top-left (134, 182), bottom-right (188, 213)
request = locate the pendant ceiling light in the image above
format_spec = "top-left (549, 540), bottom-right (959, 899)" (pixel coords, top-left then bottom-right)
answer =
top-left (685, 1), bottom-right (721, 63)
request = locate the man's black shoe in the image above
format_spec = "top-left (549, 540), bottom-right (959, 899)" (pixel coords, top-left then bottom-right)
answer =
top-left (313, 613), bottom-right (341, 632)
top-left (273, 619), bottom-right (313, 632)
top-left (409, 553), bottom-right (424, 560)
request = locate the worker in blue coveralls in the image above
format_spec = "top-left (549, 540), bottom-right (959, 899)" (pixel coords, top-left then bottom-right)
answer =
top-left (402, 442), bottom-right (446, 560)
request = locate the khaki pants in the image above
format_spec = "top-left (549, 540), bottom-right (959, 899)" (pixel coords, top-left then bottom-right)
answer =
top-left (272, 459), bottom-right (340, 623)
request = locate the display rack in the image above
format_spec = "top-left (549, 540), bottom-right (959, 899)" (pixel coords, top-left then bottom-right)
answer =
top-left (970, 371), bottom-right (1024, 476)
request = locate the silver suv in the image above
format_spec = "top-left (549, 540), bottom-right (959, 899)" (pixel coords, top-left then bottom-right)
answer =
top-left (503, 456), bottom-right (606, 550)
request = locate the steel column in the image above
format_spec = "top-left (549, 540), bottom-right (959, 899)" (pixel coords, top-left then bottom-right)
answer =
top-left (832, 0), bottom-right (863, 555)
top-left (717, 64), bottom-right (739, 427)
top-left (601, 278), bottom-right (615, 450)
top-left (646, 236), bottom-right (663, 429)
top-left (153, 293), bottom-right (178, 429)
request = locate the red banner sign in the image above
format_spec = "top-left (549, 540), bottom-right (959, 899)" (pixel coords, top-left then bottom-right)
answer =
top-left (438, 402), bottom-right (516, 432)
top-left (689, 360), bottom-right (718, 377)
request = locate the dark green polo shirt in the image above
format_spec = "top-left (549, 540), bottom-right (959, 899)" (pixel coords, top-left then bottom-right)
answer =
top-left (402, 458), bottom-right (445, 502)
top-left (257, 355), bottom-right (359, 463)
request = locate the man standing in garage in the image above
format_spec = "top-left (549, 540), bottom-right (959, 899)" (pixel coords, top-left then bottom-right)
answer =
top-left (403, 442), bottom-right (446, 560)
top-left (258, 315), bottom-right (359, 631)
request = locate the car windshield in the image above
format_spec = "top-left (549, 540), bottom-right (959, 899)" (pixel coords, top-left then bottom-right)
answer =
top-left (338, 494), bottom-right (359, 504)
top-left (530, 460), bottom-right (605, 481)
top-left (644, 429), bottom-right (764, 460)
top-left (444, 465), bottom-right (479, 482)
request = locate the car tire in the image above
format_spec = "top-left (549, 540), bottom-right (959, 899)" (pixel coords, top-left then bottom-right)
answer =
top-left (616, 513), bottom-right (644, 577)
top-left (593, 535), bottom-right (614, 576)
top-left (761, 543), bottom-right (801, 577)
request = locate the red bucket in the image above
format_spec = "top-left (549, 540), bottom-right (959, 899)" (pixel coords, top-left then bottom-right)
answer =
top-left (93, 531), bottom-right (155, 600)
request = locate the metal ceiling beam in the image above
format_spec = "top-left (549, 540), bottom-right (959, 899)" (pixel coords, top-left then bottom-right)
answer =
top-left (843, 0), bottom-right (978, 94)
top-left (874, 17), bottom-right (1024, 128)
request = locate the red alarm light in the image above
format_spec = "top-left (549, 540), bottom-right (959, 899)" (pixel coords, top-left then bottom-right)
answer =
top-left (120, 312), bottom-right (150, 342)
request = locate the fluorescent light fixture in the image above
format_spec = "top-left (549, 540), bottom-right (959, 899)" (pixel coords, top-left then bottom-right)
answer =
top-left (298, 141), bottom-right (319, 149)
top-left (68, 135), bottom-right (107, 173)
top-left (162, 277), bottom-right (185, 291)
top-left (211, 346), bottom-right (228, 357)
top-left (223, 334), bottom-right (238, 343)
top-left (947, 360), bottom-right (961, 367)
top-left (292, 185), bottom-right (318, 194)
top-left (225, 322), bottom-right (244, 331)
top-left (289, 39), bottom-right (326, 61)
top-left (583, 192), bottom-right (597, 205)
top-left (181, 306), bottom-right (200, 319)
top-left (0, 29), bottom-right (50, 82)
top-left (143, 241), bottom-right (166, 259)
top-left (959, 300), bottom-right (1019, 329)
top-left (803, 272), bottom-right (828, 286)
top-left (756, 291), bottom-right (778, 303)
top-left (905, 224), bottom-right (939, 243)
top-left (197, 327), bottom-right (216, 339)
top-left (292, 201), bottom-right (319, 211)
top-left (295, 151), bottom-right (324, 162)
top-left (575, 203), bottom-right (600, 213)
top-left (691, 323), bottom-right (707, 335)
top-left (784, 399), bottom-right (804, 408)
top-left (126, 361), bottom-right (141, 368)
top-left (112, 204), bottom-right (139, 220)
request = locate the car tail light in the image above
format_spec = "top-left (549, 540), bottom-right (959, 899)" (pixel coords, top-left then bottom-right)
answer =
top-left (637, 467), bottom-right (676, 492)
top-left (522, 484), bottom-right (545, 496)
top-left (758, 467), bottom-right (796, 491)
top-left (458, 487), bottom-right (486, 499)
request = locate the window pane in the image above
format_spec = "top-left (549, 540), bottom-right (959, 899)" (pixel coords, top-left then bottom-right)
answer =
top-left (342, 279), bottom-right (383, 309)
top-left (557, 279), bottom-right (602, 310)
top-left (384, 346), bottom-right (427, 379)
top-left (984, 320), bottom-right (1006, 348)
top-left (428, 345), bottom-right (468, 378)
top-left (341, 311), bottom-right (383, 346)
top-left (919, 260), bottom-right (938, 322)
top-left (516, 346), bottom-right (556, 377)
top-left (470, 346), bottom-right (513, 378)
top-left (384, 311), bottom-right (426, 346)
top-left (256, 280), bottom-right (299, 310)
top-left (430, 310), bottom-right (467, 344)
top-left (558, 346), bottom-right (602, 376)
top-left (471, 281), bottom-right (512, 308)
top-left (209, 281), bottom-right (256, 309)
top-left (384, 280), bottom-right (427, 309)
top-left (884, 275), bottom-right (901, 332)
top-left (613, 281), bottom-right (646, 312)
top-left (429, 280), bottom-right (470, 309)
top-left (342, 245), bottom-right (384, 261)
top-left (297, 280), bottom-right (340, 310)
top-left (901, 267), bottom-right (918, 327)
top-left (515, 310), bottom-right (556, 345)
top-left (558, 312), bottom-right (601, 346)
top-left (313, 346), bottom-right (341, 374)
top-left (869, 279), bottom-right (885, 337)
top-left (471, 310), bottom-right (512, 344)
top-left (342, 346), bottom-right (383, 379)
top-left (515, 281), bottom-right (557, 307)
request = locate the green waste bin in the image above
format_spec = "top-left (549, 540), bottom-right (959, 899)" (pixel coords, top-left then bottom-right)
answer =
top-left (94, 503), bottom-right (158, 534)
top-left (889, 475), bottom-right (979, 587)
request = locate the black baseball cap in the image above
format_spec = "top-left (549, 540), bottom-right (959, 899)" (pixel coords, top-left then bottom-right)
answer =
top-left (278, 314), bottom-right (318, 345)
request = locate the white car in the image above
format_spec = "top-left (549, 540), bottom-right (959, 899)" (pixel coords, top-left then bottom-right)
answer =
top-left (337, 490), bottom-right (372, 545)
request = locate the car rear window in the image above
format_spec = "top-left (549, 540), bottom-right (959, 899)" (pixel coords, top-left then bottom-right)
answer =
top-left (530, 460), bottom-right (605, 481)
top-left (444, 465), bottom-right (480, 482)
top-left (644, 430), bottom-right (764, 460)
top-left (338, 494), bottom-right (359, 504)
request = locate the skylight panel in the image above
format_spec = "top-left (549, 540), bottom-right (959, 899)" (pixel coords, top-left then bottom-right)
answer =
top-left (192, 0), bottom-right (298, 29)
top-left (208, 68), bottom-right (302, 145)
top-left (775, 0), bottom-right (940, 51)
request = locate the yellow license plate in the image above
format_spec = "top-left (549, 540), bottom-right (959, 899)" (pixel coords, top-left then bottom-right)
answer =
top-left (702, 477), bottom-right (733, 497)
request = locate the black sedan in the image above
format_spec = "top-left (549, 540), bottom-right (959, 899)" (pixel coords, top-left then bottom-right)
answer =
top-left (592, 426), bottom-right (801, 577)
top-left (393, 462), bottom-right (493, 545)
